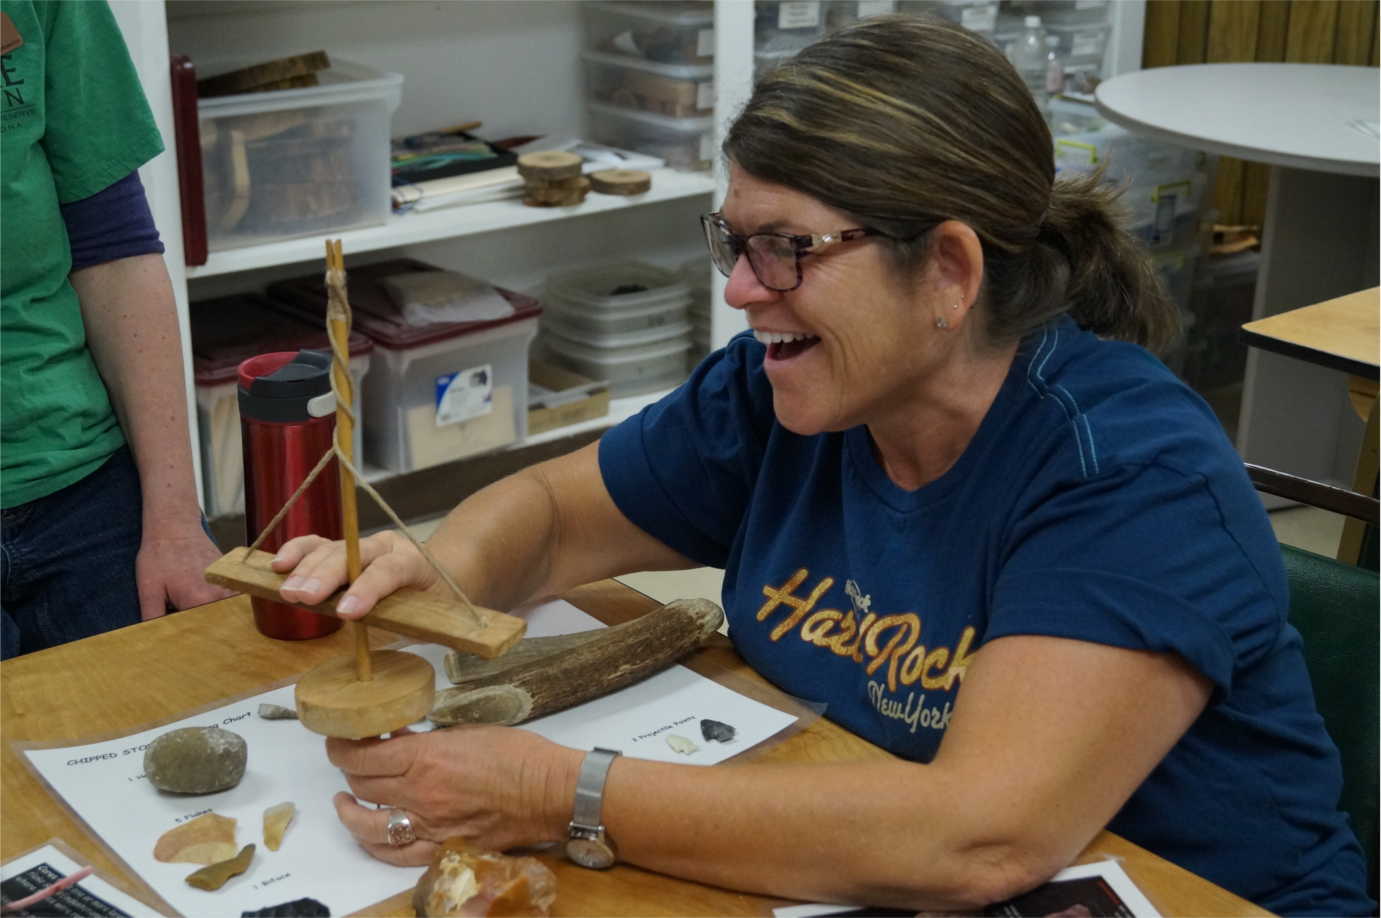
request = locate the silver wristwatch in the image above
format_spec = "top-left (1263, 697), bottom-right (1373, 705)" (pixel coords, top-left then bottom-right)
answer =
top-left (565, 746), bottom-right (620, 869)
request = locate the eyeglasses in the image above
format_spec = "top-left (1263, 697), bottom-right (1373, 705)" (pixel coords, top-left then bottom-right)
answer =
top-left (700, 212), bottom-right (883, 292)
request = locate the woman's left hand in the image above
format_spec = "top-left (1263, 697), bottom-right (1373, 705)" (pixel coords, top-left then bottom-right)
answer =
top-left (327, 725), bottom-right (582, 866)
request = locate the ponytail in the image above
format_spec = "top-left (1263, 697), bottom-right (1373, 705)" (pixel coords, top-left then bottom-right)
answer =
top-left (982, 170), bottom-right (1181, 356)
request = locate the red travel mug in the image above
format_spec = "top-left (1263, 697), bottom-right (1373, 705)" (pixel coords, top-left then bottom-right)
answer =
top-left (238, 350), bottom-right (343, 640)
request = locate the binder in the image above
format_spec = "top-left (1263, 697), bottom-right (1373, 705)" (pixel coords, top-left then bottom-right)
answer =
top-left (170, 55), bottom-right (207, 267)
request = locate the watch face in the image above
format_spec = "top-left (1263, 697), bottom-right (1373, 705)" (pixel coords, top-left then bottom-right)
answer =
top-left (566, 835), bottom-right (617, 869)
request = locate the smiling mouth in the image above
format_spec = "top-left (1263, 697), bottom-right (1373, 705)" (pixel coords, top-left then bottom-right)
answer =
top-left (755, 330), bottom-right (821, 361)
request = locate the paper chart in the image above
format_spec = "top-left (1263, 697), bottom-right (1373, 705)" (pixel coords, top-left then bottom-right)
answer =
top-left (22, 598), bottom-right (797, 917)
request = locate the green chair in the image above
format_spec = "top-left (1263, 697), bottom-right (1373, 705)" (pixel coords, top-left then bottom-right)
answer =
top-left (1248, 463), bottom-right (1380, 901)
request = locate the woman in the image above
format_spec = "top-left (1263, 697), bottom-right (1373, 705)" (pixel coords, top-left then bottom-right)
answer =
top-left (275, 16), bottom-right (1371, 915)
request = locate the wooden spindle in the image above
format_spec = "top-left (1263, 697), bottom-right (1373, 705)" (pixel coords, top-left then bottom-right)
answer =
top-left (325, 239), bottom-right (371, 683)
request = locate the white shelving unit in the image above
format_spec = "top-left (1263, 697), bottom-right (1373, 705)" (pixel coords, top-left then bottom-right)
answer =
top-left (110, 0), bottom-right (1141, 520)
top-left (188, 170), bottom-right (716, 279)
top-left (110, 0), bottom-right (753, 520)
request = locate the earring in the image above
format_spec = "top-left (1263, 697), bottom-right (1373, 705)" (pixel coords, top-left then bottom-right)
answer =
top-left (935, 316), bottom-right (949, 329)
top-left (952, 302), bottom-right (961, 310)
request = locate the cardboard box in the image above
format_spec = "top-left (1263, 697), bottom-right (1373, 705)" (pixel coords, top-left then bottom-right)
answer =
top-left (527, 359), bottom-right (611, 436)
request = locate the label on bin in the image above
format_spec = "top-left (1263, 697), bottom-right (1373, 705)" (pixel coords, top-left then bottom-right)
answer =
top-left (435, 364), bottom-right (494, 427)
top-left (777, 2), bottom-right (820, 29)
top-left (696, 81), bottom-right (715, 110)
top-left (858, 1), bottom-right (895, 17)
top-left (961, 5), bottom-right (997, 33)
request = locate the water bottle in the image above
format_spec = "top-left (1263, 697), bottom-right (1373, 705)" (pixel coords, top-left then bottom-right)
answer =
top-left (239, 349), bottom-right (343, 640)
top-left (1007, 15), bottom-right (1050, 116)
top-left (1045, 34), bottom-right (1066, 97)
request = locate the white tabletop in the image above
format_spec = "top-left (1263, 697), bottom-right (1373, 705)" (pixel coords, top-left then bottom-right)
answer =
top-left (1095, 63), bottom-right (1379, 177)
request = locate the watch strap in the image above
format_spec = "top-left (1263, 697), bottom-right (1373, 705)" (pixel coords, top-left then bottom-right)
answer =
top-left (571, 747), bottom-right (620, 828)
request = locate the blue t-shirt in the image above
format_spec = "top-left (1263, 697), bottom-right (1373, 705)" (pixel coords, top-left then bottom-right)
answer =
top-left (600, 318), bottom-right (1371, 916)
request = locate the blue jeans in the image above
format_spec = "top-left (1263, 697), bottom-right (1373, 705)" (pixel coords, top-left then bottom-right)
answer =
top-left (1, 445), bottom-right (144, 659)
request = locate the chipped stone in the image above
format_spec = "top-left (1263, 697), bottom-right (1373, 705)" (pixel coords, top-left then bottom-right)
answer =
top-left (154, 812), bottom-right (238, 865)
top-left (700, 718), bottom-right (736, 743)
top-left (186, 843), bottom-right (255, 891)
top-left (263, 801), bottom-right (296, 851)
top-left (666, 734), bottom-right (698, 755)
top-left (145, 726), bottom-right (247, 794)
top-left (241, 897), bottom-right (331, 917)
top-left (258, 703), bottom-right (298, 720)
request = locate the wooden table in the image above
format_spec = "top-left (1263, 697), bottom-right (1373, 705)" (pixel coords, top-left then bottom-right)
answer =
top-left (1242, 286), bottom-right (1380, 562)
top-left (1096, 64), bottom-right (1379, 489)
top-left (2, 586), bottom-right (1272, 917)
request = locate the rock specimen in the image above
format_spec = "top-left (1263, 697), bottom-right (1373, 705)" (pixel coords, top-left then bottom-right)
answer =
top-left (258, 703), bottom-right (298, 720)
top-left (241, 897), bottom-right (331, 917)
top-left (186, 843), bottom-right (255, 891)
top-left (263, 801), bottom-right (296, 851)
top-left (154, 812), bottom-right (238, 865)
top-left (145, 726), bottom-right (247, 794)
top-left (412, 839), bottom-right (556, 917)
top-left (700, 718), bottom-right (736, 743)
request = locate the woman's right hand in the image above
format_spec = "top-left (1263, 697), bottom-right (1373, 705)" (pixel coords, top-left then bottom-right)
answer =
top-left (272, 531), bottom-right (438, 619)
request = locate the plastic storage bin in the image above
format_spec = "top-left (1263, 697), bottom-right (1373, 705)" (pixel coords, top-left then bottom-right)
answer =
top-left (587, 101), bottom-right (714, 171)
top-left (190, 293), bottom-right (373, 518)
top-left (756, 1), bottom-right (826, 54)
top-left (268, 259), bottom-right (540, 473)
top-left (582, 50), bottom-right (713, 118)
top-left (679, 255), bottom-right (714, 363)
top-left (197, 60), bottom-right (402, 252)
top-left (897, 0), bottom-right (1000, 36)
top-left (1055, 124), bottom-right (1214, 250)
top-left (543, 333), bottom-right (692, 397)
top-left (823, 1), bottom-right (900, 34)
top-left (583, 2), bottom-right (715, 63)
top-left (1045, 19), bottom-right (1111, 71)
top-left (544, 262), bottom-right (692, 336)
top-left (1153, 245), bottom-right (1199, 376)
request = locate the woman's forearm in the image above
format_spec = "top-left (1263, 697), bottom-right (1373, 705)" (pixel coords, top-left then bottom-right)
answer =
top-left (422, 442), bottom-right (699, 611)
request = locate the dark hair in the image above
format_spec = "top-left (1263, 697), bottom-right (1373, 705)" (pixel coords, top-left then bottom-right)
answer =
top-left (723, 14), bottom-right (1179, 355)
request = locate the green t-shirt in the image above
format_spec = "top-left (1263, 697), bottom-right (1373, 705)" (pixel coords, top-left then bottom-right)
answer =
top-left (0, 0), bottom-right (164, 508)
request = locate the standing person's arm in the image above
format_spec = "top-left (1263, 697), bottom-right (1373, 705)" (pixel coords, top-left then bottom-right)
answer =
top-left (69, 255), bottom-right (231, 619)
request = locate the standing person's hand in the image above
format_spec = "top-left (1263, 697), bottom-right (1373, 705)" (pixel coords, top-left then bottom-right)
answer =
top-left (135, 520), bottom-right (234, 620)
top-left (326, 726), bottom-right (581, 866)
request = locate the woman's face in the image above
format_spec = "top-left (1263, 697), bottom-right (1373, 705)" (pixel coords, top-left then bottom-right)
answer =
top-left (720, 164), bottom-right (946, 436)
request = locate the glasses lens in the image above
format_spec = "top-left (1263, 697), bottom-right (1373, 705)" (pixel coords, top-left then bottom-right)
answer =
top-left (702, 216), bottom-right (739, 278)
top-left (746, 234), bottom-right (799, 291)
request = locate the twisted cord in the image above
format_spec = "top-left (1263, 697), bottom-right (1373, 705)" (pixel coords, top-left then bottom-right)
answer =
top-left (243, 441), bottom-right (485, 628)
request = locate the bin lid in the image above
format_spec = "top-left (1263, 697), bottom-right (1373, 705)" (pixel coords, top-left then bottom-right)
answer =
top-left (266, 258), bottom-right (542, 350)
top-left (192, 293), bottom-right (373, 387)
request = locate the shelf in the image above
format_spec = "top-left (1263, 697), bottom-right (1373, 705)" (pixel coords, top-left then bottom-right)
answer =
top-left (358, 385), bottom-right (669, 483)
top-left (186, 170), bottom-right (716, 279)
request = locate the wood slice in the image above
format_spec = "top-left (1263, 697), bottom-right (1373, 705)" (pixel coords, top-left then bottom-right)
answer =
top-left (589, 169), bottom-right (652, 196)
top-left (522, 175), bottom-right (591, 208)
top-left (197, 50), bottom-right (331, 98)
top-left (296, 650), bottom-right (435, 738)
top-left (516, 151), bottom-right (583, 181)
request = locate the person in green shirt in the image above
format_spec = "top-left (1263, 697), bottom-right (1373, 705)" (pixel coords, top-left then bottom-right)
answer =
top-left (1, 0), bottom-right (229, 658)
